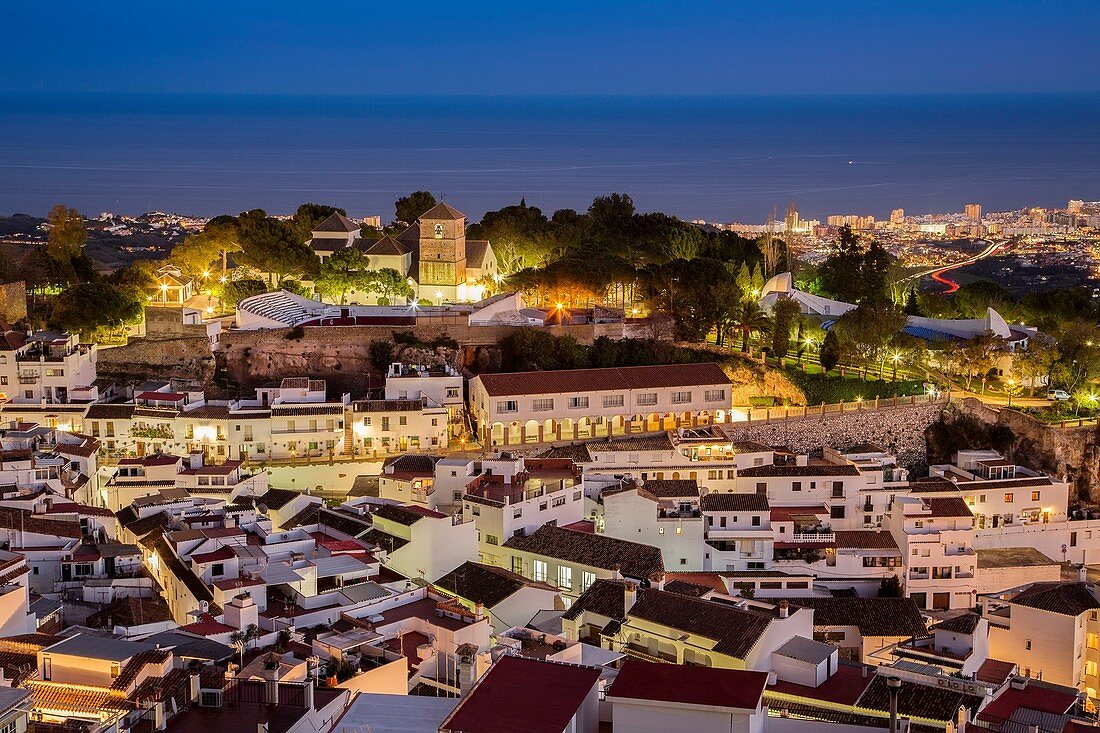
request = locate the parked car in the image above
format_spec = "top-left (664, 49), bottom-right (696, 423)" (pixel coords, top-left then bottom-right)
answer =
top-left (1047, 389), bottom-right (1071, 401)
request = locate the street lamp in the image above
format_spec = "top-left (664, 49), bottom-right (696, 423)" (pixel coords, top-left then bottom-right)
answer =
top-left (891, 352), bottom-right (902, 381)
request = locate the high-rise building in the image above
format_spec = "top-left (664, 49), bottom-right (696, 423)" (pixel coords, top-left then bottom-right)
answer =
top-left (1068, 200), bottom-right (1084, 214)
top-left (890, 208), bottom-right (905, 224)
top-left (964, 203), bottom-right (982, 221)
top-left (826, 214), bottom-right (876, 230)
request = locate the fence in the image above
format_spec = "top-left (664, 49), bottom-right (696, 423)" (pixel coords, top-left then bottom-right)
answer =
top-left (742, 393), bottom-right (947, 424)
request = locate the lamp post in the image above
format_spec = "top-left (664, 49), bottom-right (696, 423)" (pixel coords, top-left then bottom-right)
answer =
top-left (891, 352), bottom-right (901, 381)
top-left (886, 676), bottom-right (902, 733)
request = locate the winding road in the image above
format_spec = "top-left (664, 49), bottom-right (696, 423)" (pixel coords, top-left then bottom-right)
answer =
top-left (905, 240), bottom-right (1006, 295)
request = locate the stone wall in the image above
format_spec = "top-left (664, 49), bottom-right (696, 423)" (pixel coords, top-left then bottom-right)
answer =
top-left (97, 336), bottom-right (215, 384)
top-left (0, 281), bottom-right (27, 324)
top-left (217, 322), bottom-right (618, 392)
top-left (725, 402), bottom-right (946, 473)
top-left (951, 398), bottom-right (1100, 503)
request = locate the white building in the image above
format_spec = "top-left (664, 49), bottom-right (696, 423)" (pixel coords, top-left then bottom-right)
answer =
top-left (0, 330), bottom-right (98, 404)
top-left (469, 362), bottom-right (735, 447)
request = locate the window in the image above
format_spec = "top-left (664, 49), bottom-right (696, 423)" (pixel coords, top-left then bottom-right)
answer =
top-left (486, 535), bottom-right (499, 546)
top-left (1026, 640), bottom-right (1032, 650)
top-left (399, 416), bottom-right (407, 426)
top-left (557, 566), bottom-right (572, 589)
top-left (675, 527), bottom-right (683, 535)
top-left (751, 515), bottom-right (761, 526)
top-left (446, 387), bottom-right (461, 398)
top-left (497, 400), bottom-right (519, 414)
top-left (582, 571), bottom-right (596, 591)
top-left (1004, 493), bottom-right (1014, 503)
top-left (830, 506), bottom-right (845, 519)
top-left (513, 508), bottom-right (522, 519)
top-left (532, 398), bottom-right (554, 411)
top-left (755, 482), bottom-right (766, 494)
top-left (532, 560), bottom-right (548, 582)
top-left (670, 391), bottom-right (692, 404)
top-left (658, 527), bottom-right (665, 535)
top-left (552, 496), bottom-right (566, 508)
top-left (511, 557), bottom-right (523, 574)
top-left (978, 494), bottom-right (986, 503)
top-left (211, 563), bottom-right (225, 576)
top-left (1031, 490), bottom-right (1041, 502)
top-left (568, 396), bottom-right (589, 409)
top-left (111, 662), bottom-right (121, 678)
top-left (792, 481), bottom-right (802, 492)
top-left (704, 389), bottom-right (726, 402)
top-left (636, 393), bottom-right (658, 406)
top-left (603, 395), bottom-right (625, 408)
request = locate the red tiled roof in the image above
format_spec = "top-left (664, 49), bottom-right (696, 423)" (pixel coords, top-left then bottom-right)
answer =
top-left (560, 520), bottom-right (595, 533)
top-left (664, 571), bottom-right (728, 594)
top-left (474, 362), bottom-right (731, 397)
top-left (767, 662), bottom-right (873, 705)
top-left (927, 497), bottom-right (974, 518)
top-left (978, 682), bottom-right (1077, 722)
top-left (136, 391), bottom-right (186, 401)
top-left (118, 454), bottom-right (182, 467)
top-left (189, 547), bottom-right (235, 564)
top-left (976, 658), bottom-right (1016, 686)
top-left (770, 505), bottom-right (828, 522)
top-left (440, 655), bottom-right (600, 733)
top-left (834, 530), bottom-right (899, 550)
top-left (610, 659), bottom-right (767, 710)
top-left (179, 619), bottom-right (236, 636)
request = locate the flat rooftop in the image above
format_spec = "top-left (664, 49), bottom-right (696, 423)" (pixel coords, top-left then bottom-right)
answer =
top-left (977, 547), bottom-right (1057, 569)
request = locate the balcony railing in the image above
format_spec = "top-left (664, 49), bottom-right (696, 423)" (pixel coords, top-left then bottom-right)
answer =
top-left (791, 531), bottom-right (835, 543)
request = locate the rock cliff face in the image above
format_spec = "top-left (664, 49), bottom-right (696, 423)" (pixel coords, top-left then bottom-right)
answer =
top-left (97, 336), bottom-right (214, 384)
top-left (727, 402), bottom-right (945, 473)
top-left (938, 398), bottom-right (1100, 503)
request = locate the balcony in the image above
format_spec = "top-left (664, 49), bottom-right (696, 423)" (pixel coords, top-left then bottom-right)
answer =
top-left (623, 643), bottom-right (676, 664)
top-left (791, 531), bottom-right (836, 543)
top-left (18, 373), bottom-right (39, 384)
top-left (658, 508), bottom-right (701, 520)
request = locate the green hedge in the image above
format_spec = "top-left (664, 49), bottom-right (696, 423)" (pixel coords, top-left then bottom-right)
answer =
top-left (783, 368), bottom-right (925, 405)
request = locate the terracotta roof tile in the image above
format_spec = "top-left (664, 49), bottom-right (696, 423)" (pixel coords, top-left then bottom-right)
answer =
top-left (475, 362), bottom-right (731, 397)
top-left (504, 525), bottom-right (664, 580)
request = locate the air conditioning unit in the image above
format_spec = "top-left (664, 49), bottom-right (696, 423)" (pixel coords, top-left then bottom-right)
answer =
top-left (199, 690), bottom-right (223, 708)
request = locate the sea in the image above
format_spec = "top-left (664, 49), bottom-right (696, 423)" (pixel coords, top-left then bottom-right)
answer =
top-left (0, 93), bottom-right (1097, 223)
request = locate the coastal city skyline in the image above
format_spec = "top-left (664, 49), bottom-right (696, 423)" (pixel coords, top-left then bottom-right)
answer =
top-left (4, 3), bottom-right (1100, 733)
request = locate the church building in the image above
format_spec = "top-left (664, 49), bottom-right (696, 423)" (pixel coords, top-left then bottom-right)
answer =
top-left (307, 202), bottom-right (498, 304)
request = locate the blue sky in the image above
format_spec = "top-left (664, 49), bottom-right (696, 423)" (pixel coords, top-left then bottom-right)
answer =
top-left (3, 0), bottom-right (1098, 95)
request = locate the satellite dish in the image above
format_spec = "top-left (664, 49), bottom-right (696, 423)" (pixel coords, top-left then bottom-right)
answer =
top-left (256, 504), bottom-right (269, 515)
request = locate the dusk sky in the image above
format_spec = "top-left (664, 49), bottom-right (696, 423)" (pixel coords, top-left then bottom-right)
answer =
top-left (4, 0), bottom-right (1098, 96)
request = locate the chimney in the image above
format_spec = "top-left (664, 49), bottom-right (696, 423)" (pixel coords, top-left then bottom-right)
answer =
top-left (623, 581), bottom-right (638, 612)
top-left (1079, 565), bottom-right (1088, 583)
top-left (303, 677), bottom-right (314, 710)
top-left (779, 600), bottom-right (789, 619)
top-left (650, 572), bottom-right (666, 591)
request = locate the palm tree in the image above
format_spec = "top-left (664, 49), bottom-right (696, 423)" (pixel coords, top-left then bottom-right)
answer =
top-left (731, 302), bottom-right (771, 353)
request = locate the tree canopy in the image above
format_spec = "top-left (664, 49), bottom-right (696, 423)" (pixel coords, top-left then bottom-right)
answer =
top-left (233, 210), bottom-right (319, 285)
top-left (46, 205), bottom-right (87, 261)
top-left (314, 248), bottom-right (373, 304)
top-left (290, 203), bottom-right (347, 243)
top-left (394, 191), bottom-right (437, 226)
top-left (52, 282), bottom-right (143, 337)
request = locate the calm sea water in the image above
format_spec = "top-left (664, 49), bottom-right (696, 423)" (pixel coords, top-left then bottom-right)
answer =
top-left (0, 94), bottom-right (1097, 223)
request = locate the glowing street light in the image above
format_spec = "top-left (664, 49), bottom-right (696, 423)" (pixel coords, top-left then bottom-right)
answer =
top-left (890, 352), bottom-right (902, 381)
